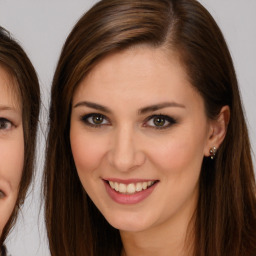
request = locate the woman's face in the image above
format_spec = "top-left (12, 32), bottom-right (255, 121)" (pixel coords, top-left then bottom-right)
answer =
top-left (70, 47), bottom-right (214, 233)
top-left (0, 66), bottom-right (24, 236)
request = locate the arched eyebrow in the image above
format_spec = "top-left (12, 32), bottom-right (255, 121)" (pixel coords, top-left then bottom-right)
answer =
top-left (74, 101), bottom-right (111, 113)
top-left (138, 102), bottom-right (185, 114)
top-left (73, 101), bottom-right (185, 114)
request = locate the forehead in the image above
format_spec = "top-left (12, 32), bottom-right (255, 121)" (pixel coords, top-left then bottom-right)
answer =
top-left (73, 46), bottom-right (199, 106)
top-left (86, 45), bottom-right (186, 82)
top-left (0, 64), bottom-right (21, 109)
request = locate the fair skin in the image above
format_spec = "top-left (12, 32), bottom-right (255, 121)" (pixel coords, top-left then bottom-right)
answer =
top-left (70, 46), bottom-right (229, 256)
top-left (0, 65), bottom-right (24, 237)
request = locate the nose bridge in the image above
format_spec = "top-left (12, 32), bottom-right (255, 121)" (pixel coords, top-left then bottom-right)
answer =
top-left (108, 124), bottom-right (144, 172)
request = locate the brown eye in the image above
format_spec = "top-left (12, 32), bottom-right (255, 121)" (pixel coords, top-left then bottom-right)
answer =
top-left (153, 117), bottom-right (166, 127)
top-left (81, 113), bottom-right (110, 127)
top-left (0, 118), bottom-right (12, 130)
top-left (92, 115), bottom-right (104, 124)
top-left (144, 115), bottom-right (177, 129)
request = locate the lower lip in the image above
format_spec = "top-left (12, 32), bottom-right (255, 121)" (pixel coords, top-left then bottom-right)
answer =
top-left (104, 181), bottom-right (158, 205)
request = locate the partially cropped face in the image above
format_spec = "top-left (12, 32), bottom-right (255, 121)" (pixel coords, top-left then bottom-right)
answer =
top-left (0, 66), bottom-right (24, 237)
top-left (70, 46), bottom-right (214, 233)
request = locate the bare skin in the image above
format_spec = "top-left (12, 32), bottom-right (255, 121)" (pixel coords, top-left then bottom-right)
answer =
top-left (70, 46), bottom-right (229, 256)
top-left (0, 66), bottom-right (24, 237)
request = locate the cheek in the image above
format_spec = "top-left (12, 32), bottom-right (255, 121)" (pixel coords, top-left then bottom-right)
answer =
top-left (70, 129), bottom-right (107, 175)
top-left (0, 129), bottom-right (24, 236)
top-left (148, 125), bottom-right (207, 176)
top-left (0, 133), bottom-right (24, 191)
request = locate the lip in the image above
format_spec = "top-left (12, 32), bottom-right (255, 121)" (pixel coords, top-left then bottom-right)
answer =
top-left (104, 178), bottom-right (155, 184)
top-left (103, 179), bottom-right (158, 205)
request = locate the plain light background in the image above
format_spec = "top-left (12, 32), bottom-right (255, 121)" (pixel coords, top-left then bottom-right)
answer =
top-left (0, 0), bottom-right (255, 255)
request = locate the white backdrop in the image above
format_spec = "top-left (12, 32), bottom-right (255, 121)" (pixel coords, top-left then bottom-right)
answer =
top-left (0, 1), bottom-right (255, 255)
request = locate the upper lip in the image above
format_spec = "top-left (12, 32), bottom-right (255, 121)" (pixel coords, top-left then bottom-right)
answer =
top-left (103, 178), bottom-right (159, 184)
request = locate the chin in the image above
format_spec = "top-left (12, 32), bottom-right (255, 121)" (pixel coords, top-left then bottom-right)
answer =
top-left (103, 210), bottom-right (154, 233)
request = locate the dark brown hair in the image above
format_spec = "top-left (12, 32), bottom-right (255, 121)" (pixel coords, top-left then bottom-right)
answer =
top-left (0, 27), bottom-right (40, 246)
top-left (44, 0), bottom-right (256, 255)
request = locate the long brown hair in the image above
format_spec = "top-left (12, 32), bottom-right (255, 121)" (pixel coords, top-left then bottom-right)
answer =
top-left (44, 0), bottom-right (256, 255)
top-left (0, 27), bottom-right (40, 246)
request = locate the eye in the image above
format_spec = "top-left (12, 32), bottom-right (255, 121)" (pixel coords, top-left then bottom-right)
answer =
top-left (144, 115), bottom-right (176, 129)
top-left (0, 190), bottom-right (6, 199)
top-left (0, 118), bottom-right (12, 131)
top-left (81, 113), bottom-right (110, 127)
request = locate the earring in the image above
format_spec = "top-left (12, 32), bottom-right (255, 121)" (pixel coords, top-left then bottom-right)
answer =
top-left (209, 146), bottom-right (217, 159)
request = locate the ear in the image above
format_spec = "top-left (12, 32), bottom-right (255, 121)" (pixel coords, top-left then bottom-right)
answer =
top-left (204, 105), bottom-right (230, 157)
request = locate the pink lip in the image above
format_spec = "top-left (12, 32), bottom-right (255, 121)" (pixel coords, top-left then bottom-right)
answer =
top-left (103, 180), bottom-right (158, 205)
top-left (104, 178), bottom-right (155, 185)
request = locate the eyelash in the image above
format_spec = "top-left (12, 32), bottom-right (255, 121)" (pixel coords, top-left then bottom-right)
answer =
top-left (80, 113), bottom-right (177, 130)
top-left (143, 114), bottom-right (177, 129)
top-left (0, 118), bottom-right (13, 131)
top-left (80, 113), bottom-right (111, 128)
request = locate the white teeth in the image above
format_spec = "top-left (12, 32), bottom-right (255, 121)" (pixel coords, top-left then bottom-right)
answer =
top-left (109, 181), bottom-right (115, 189)
top-left (147, 181), bottom-right (153, 186)
top-left (119, 183), bottom-right (126, 193)
top-left (142, 182), bottom-right (147, 190)
top-left (127, 184), bottom-right (136, 194)
top-left (108, 180), bottom-right (155, 194)
top-left (114, 182), bottom-right (119, 191)
top-left (136, 182), bottom-right (142, 192)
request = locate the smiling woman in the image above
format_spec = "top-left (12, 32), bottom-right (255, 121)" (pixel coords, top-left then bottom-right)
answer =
top-left (44, 0), bottom-right (256, 256)
top-left (0, 65), bottom-right (24, 236)
top-left (0, 27), bottom-right (40, 255)
top-left (70, 47), bottom-right (222, 234)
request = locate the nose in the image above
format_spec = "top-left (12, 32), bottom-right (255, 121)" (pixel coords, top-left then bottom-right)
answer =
top-left (107, 126), bottom-right (145, 172)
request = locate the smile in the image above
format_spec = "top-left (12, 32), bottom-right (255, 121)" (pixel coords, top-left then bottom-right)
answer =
top-left (103, 179), bottom-right (159, 205)
top-left (108, 180), bottom-right (156, 194)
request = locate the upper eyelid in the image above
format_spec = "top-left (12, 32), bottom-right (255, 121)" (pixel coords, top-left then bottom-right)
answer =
top-left (144, 114), bottom-right (176, 122)
top-left (0, 117), bottom-right (13, 124)
top-left (81, 113), bottom-right (109, 119)
top-left (80, 113), bottom-right (111, 124)
top-left (0, 116), bottom-right (20, 127)
top-left (79, 113), bottom-right (175, 120)
top-left (0, 118), bottom-right (12, 127)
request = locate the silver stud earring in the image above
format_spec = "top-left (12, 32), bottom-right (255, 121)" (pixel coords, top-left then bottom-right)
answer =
top-left (209, 146), bottom-right (217, 160)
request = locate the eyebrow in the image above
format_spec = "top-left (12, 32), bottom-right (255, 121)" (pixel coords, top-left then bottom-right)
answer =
top-left (74, 101), bottom-right (111, 113)
top-left (139, 102), bottom-right (185, 114)
top-left (74, 101), bottom-right (185, 114)
top-left (0, 105), bottom-right (17, 112)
